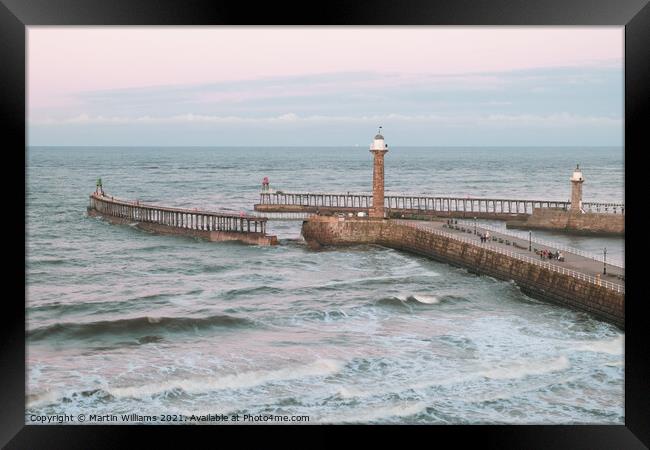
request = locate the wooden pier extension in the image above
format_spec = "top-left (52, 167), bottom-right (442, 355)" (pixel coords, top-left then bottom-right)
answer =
top-left (88, 192), bottom-right (277, 245)
top-left (255, 191), bottom-right (624, 220)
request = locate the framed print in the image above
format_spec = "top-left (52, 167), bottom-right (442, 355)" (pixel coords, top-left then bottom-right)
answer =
top-left (2, 0), bottom-right (649, 447)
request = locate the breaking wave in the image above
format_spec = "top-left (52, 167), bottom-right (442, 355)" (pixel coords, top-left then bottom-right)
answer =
top-left (28, 314), bottom-right (254, 341)
top-left (373, 294), bottom-right (467, 308)
top-left (573, 336), bottom-right (623, 355)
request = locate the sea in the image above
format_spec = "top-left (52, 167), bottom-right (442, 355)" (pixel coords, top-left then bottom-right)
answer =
top-left (26, 146), bottom-right (624, 424)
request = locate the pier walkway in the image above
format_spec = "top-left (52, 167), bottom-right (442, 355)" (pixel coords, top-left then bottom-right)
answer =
top-left (256, 191), bottom-right (624, 219)
top-left (395, 219), bottom-right (624, 292)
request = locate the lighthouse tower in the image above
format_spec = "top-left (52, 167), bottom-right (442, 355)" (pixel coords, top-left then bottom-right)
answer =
top-left (369, 127), bottom-right (388, 218)
top-left (570, 164), bottom-right (584, 213)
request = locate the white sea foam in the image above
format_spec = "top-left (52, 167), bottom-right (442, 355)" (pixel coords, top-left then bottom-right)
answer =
top-left (335, 371), bottom-right (478, 401)
top-left (469, 375), bottom-right (583, 403)
top-left (108, 358), bottom-right (344, 399)
top-left (479, 356), bottom-right (570, 380)
top-left (26, 389), bottom-right (65, 408)
top-left (320, 273), bottom-right (439, 289)
top-left (335, 356), bottom-right (571, 402)
top-left (411, 294), bottom-right (440, 304)
top-left (393, 294), bottom-right (440, 304)
top-left (321, 401), bottom-right (428, 423)
top-left (336, 386), bottom-right (366, 399)
top-left (573, 335), bottom-right (623, 355)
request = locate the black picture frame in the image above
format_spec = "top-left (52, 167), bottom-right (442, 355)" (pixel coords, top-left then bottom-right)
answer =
top-left (2, 0), bottom-right (648, 447)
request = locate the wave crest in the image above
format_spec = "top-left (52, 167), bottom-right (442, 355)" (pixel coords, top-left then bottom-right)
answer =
top-left (28, 314), bottom-right (253, 341)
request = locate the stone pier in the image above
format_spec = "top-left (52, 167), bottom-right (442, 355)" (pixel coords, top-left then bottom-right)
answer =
top-left (507, 208), bottom-right (625, 236)
top-left (506, 165), bottom-right (624, 235)
top-left (301, 215), bottom-right (624, 328)
top-left (255, 192), bottom-right (623, 230)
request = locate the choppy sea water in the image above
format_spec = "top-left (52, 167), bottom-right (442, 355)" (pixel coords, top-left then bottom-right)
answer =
top-left (26, 146), bottom-right (624, 424)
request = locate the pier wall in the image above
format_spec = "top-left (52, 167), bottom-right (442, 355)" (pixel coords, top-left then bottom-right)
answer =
top-left (507, 208), bottom-right (624, 236)
top-left (88, 208), bottom-right (277, 246)
top-left (301, 216), bottom-right (624, 328)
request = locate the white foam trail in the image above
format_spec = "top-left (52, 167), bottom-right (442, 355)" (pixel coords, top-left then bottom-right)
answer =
top-left (479, 356), bottom-right (570, 380)
top-left (335, 372), bottom-right (478, 401)
top-left (605, 361), bottom-right (624, 367)
top-left (321, 401), bottom-right (428, 423)
top-left (334, 356), bottom-right (571, 401)
top-left (470, 375), bottom-right (583, 403)
top-left (321, 273), bottom-right (439, 288)
top-left (26, 390), bottom-right (64, 408)
top-left (108, 358), bottom-right (344, 399)
top-left (336, 386), bottom-right (366, 399)
top-left (573, 335), bottom-right (624, 355)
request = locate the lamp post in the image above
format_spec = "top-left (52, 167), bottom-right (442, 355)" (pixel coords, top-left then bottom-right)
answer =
top-left (603, 248), bottom-right (607, 275)
top-left (474, 216), bottom-right (477, 235)
top-left (529, 230), bottom-right (532, 252)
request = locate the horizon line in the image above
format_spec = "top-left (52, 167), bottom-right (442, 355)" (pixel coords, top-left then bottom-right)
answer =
top-left (27, 145), bottom-right (624, 148)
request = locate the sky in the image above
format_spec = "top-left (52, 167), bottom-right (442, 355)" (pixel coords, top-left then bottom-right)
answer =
top-left (28, 27), bottom-right (623, 146)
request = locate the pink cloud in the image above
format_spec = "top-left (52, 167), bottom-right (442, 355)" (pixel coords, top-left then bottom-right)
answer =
top-left (28, 27), bottom-right (622, 112)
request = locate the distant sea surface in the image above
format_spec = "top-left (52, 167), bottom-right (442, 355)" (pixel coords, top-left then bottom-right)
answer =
top-left (26, 146), bottom-right (624, 424)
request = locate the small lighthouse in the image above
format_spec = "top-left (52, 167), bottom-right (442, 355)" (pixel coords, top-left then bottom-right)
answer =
top-left (369, 127), bottom-right (388, 218)
top-left (95, 177), bottom-right (104, 196)
top-left (570, 164), bottom-right (584, 213)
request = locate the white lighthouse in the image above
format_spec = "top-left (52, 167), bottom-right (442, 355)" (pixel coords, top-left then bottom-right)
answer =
top-left (370, 129), bottom-right (388, 151)
top-left (570, 164), bottom-right (584, 213)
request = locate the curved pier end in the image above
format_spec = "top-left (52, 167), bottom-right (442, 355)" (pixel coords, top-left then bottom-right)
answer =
top-left (506, 208), bottom-right (624, 236)
top-left (87, 194), bottom-right (277, 246)
top-left (301, 215), bottom-right (624, 329)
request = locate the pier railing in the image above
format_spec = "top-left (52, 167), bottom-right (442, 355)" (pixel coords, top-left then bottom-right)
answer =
top-left (258, 192), bottom-right (624, 215)
top-left (454, 220), bottom-right (624, 268)
top-left (89, 193), bottom-right (269, 234)
top-left (251, 211), bottom-right (314, 221)
top-left (582, 202), bottom-right (625, 214)
top-left (395, 220), bottom-right (624, 293)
